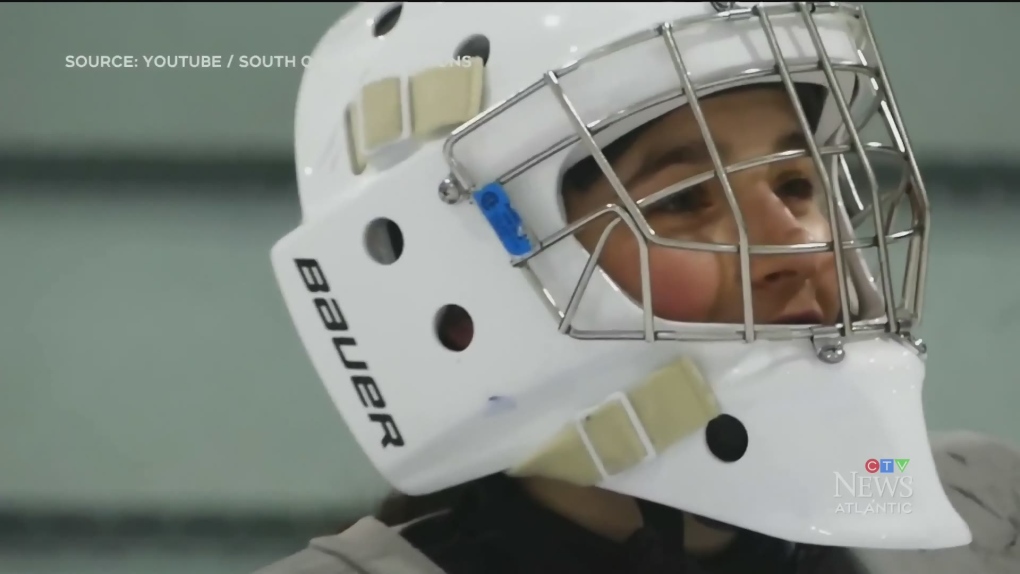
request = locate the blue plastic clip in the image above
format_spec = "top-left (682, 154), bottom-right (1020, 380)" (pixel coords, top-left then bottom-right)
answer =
top-left (472, 182), bottom-right (533, 257)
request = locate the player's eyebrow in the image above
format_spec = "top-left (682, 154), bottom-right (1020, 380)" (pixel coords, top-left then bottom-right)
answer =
top-left (623, 130), bottom-right (810, 188)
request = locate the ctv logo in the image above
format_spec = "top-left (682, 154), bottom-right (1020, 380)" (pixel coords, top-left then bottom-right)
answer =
top-left (833, 458), bottom-right (914, 515)
top-left (864, 458), bottom-right (910, 474)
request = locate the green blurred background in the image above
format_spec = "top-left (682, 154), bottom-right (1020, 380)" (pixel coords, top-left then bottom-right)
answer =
top-left (1, 2), bottom-right (1019, 573)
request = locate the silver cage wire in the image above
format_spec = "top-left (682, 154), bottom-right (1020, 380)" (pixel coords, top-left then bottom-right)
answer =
top-left (440, 2), bottom-right (929, 362)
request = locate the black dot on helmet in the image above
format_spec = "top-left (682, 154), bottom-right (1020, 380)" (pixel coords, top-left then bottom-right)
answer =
top-left (372, 3), bottom-right (403, 37)
top-left (705, 414), bottom-right (747, 463)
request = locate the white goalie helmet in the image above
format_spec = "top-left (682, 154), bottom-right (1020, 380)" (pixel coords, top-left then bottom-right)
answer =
top-left (273, 1), bottom-right (972, 549)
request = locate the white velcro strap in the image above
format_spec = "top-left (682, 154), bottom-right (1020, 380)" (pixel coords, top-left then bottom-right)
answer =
top-left (409, 57), bottom-right (485, 138)
top-left (342, 59), bottom-right (486, 174)
top-left (507, 358), bottom-right (720, 486)
top-left (359, 77), bottom-right (404, 151)
top-left (344, 104), bottom-right (368, 174)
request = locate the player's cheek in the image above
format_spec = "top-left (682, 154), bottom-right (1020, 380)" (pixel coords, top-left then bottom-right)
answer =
top-left (647, 246), bottom-right (720, 322)
top-left (603, 243), bottom-right (720, 323)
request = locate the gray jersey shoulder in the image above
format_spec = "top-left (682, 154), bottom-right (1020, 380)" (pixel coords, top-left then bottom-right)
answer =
top-left (252, 431), bottom-right (1020, 574)
top-left (253, 516), bottom-right (446, 574)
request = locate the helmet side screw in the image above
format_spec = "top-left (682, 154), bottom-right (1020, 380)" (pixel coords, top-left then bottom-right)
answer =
top-left (438, 177), bottom-right (464, 204)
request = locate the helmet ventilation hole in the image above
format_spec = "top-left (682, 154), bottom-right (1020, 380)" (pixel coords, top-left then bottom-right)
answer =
top-left (435, 305), bottom-right (473, 352)
top-left (372, 3), bottom-right (403, 37)
top-left (454, 34), bottom-right (491, 65)
top-left (364, 218), bottom-right (403, 265)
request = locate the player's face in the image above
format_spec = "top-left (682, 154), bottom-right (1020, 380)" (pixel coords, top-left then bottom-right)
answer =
top-left (563, 87), bottom-right (841, 325)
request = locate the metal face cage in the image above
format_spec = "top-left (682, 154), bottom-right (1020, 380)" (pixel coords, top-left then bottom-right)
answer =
top-left (440, 3), bottom-right (929, 361)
